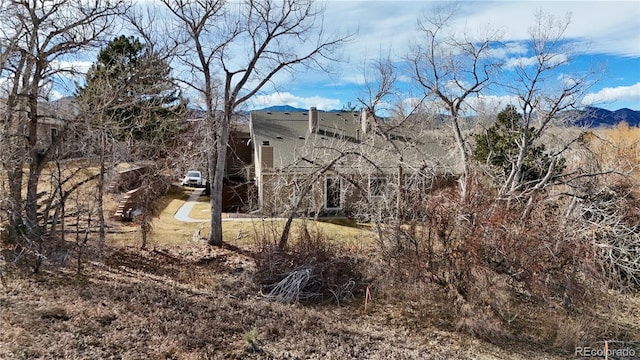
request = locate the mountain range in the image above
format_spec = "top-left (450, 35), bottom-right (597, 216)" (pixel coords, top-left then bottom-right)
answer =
top-left (570, 107), bottom-right (640, 127)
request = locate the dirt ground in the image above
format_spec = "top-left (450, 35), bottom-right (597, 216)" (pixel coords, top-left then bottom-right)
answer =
top-left (0, 241), bottom-right (585, 360)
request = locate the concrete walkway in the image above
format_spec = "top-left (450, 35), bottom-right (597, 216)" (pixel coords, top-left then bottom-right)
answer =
top-left (174, 188), bottom-right (208, 223)
top-left (173, 188), bottom-right (286, 223)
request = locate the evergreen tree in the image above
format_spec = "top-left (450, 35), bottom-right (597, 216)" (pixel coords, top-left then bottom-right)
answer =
top-left (76, 35), bottom-right (185, 158)
top-left (474, 105), bottom-right (565, 186)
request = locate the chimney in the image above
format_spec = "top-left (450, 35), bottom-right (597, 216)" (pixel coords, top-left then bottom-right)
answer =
top-left (260, 141), bottom-right (273, 169)
top-left (309, 107), bottom-right (318, 133)
top-left (360, 109), bottom-right (369, 134)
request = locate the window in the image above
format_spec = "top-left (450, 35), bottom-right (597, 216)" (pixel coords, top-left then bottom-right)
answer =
top-left (325, 177), bottom-right (341, 209)
top-left (51, 128), bottom-right (58, 141)
top-left (369, 177), bottom-right (387, 197)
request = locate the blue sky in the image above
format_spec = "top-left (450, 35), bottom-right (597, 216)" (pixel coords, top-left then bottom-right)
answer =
top-left (30, 1), bottom-right (639, 113)
top-left (246, 1), bottom-right (640, 112)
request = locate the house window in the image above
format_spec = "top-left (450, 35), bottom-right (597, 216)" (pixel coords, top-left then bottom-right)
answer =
top-left (369, 177), bottom-right (387, 197)
top-left (325, 177), bottom-right (341, 209)
top-left (51, 128), bottom-right (58, 141)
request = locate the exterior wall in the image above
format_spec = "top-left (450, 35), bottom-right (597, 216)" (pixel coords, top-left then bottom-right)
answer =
top-left (35, 118), bottom-right (66, 156)
top-left (227, 130), bottom-right (252, 179)
top-left (248, 107), bottom-right (460, 217)
top-left (256, 169), bottom-right (456, 218)
top-left (257, 171), bottom-right (369, 217)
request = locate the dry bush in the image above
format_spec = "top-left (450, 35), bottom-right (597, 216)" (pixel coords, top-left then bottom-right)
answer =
top-left (571, 125), bottom-right (640, 289)
top-left (571, 181), bottom-right (640, 289)
top-left (253, 222), bottom-right (364, 305)
top-left (368, 175), bottom-right (631, 349)
top-left (551, 315), bottom-right (605, 352)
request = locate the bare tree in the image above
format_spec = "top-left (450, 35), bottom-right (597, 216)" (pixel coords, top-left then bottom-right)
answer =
top-left (275, 147), bottom-right (374, 250)
top-left (410, 4), bottom-right (502, 200)
top-left (0, 0), bottom-right (126, 257)
top-left (164, 0), bottom-right (350, 246)
top-left (500, 11), bottom-right (594, 198)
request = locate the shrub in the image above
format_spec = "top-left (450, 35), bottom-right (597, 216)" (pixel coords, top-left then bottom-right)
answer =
top-left (253, 222), bottom-right (364, 305)
top-left (370, 176), bottom-right (619, 348)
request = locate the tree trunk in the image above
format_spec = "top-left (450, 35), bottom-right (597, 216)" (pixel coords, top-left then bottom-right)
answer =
top-left (97, 130), bottom-right (106, 254)
top-left (451, 115), bottom-right (470, 201)
top-left (208, 111), bottom-right (230, 246)
top-left (25, 92), bottom-right (41, 231)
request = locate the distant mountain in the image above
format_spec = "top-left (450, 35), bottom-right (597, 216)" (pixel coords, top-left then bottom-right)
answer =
top-left (613, 108), bottom-right (640, 125)
top-left (258, 105), bottom-right (354, 113)
top-left (573, 107), bottom-right (640, 127)
top-left (260, 105), bottom-right (307, 112)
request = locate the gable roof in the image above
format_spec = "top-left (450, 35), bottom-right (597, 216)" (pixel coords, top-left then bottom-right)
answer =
top-left (250, 109), bottom-right (462, 175)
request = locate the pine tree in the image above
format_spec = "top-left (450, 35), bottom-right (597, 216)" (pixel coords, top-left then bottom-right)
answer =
top-left (76, 35), bottom-right (185, 158)
top-left (474, 105), bottom-right (565, 186)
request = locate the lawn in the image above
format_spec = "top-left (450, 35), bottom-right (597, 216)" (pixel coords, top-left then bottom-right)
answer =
top-left (130, 186), bottom-right (378, 251)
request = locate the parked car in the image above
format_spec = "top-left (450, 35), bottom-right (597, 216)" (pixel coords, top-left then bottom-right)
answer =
top-left (181, 170), bottom-right (205, 187)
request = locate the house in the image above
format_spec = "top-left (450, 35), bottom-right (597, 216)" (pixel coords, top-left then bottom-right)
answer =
top-left (249, 107), bottom-right (461, 217)
top-left (0, 97), bottom-right (77, 158)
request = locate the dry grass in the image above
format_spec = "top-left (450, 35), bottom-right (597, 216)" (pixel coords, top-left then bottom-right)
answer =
top-left (590, 122), bottom-right (640, 180)
top-left (0, 243), bottom-right (580, 359)
top-left (189, 199), bottom-right (214, 220)
top-left (3, 159), bottom-right (640, 359)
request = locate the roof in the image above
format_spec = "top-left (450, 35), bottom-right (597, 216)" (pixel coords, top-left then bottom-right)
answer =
top-left (250, 109), bottom-right (462, 175)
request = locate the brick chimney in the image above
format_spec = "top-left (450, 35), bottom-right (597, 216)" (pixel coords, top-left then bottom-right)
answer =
top-left (309, 107), bottom-right (318, 133)
top-left (260, 141), bottom-right (273, 169)
top-left (361, 109), bottom-right (370, 134)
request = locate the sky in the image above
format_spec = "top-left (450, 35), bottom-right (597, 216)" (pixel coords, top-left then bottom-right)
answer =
top-left (12, 0), bottom-right (637, 113)
top-left (246, 0), bottom-right (640, 112)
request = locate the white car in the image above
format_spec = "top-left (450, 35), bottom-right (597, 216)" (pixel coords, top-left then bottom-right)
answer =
top-left (181, 170), bottom-right (205, 187)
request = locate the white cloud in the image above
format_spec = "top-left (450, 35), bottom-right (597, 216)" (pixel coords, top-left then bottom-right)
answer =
top-left (465, 94), bottom-right (520, 114)
top-left (582, 83), bottom-right (640, 107)
top-left (504, 53), bottom-right (568, 70)
top-left (444, 79), bottom-right (469, 94)
top-left (46, 89), bottom-right (66, 101)
top-left (323, 1), bottom-right (638, 112)
top-left (397, 74), bottom-right (412, 83)
top-left (557, 73), bottom-right (579, 88)
top-left (451, 1), bottom-right (639, 57)
top-left (328, 1), bottom-right (639, 59)
top-left (50, 60), bottom-right (94, 76)
top-left (485, 42), bottom-right (529, 60)
top-left (249, 92), bottom-right (342, 111)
